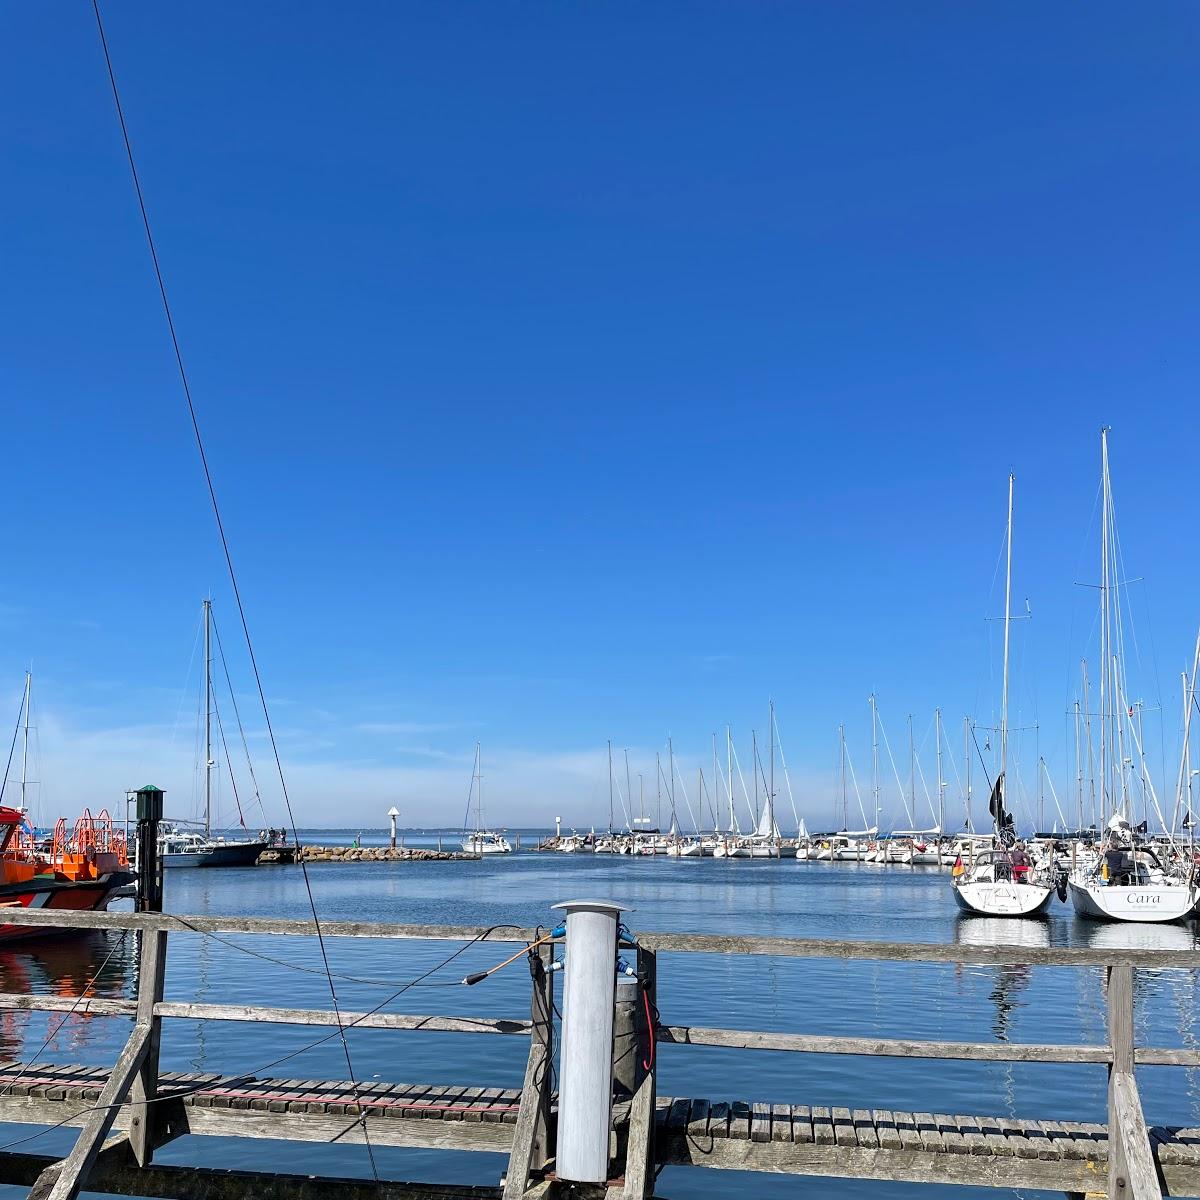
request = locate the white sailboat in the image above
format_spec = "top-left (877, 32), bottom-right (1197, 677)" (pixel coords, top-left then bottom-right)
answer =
top-left (1067, 431), bottom-right (1198, 923)
top-left (952, 474), bottom-right (1055, 917)
top-left (461, 743), bottom-right (512, 855)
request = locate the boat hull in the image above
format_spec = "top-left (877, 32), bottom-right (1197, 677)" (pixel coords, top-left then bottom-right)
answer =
top-left (952, 879), bottom-right (1053, 917)
top-left (0, 872), bottom-right (136, 942)
top-left (1068, 878), bottom-right (1198, 924)
top-left (160, 840), bottom-right (268, 869)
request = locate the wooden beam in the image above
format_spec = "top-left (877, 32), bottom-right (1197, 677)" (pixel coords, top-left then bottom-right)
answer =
top-left (0, 1150), bottom-right (502, 1199)
top-left (0, 994), bottom-right (136, 1017)
top-left (657, 1026), bottom-right (1113, 1064)
top-left (2, 908), bottom-right (1199, 969)
top-left (1110, 1072), bottom-right (1162, 1200)
top-left (129, 929), bottom-right (167, 1167)
top-left (153, 1002), bottom-right (531, 1036)
top-left (27, 1023), bottom-right (151, 1200)
top-left (1108, 964), bottom-right (1133, 1200)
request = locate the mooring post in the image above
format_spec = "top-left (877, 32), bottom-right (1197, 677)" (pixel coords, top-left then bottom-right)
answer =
top-left (552, 899), bottom-right (626, 1186)
top-left (1107, 963), bottom-right (1132, 1200)
top-left (130, 785), bottom-right (167, 1168)
top-left (612, 974), bottom-right (641, 1100)
top-left (622, 946), bottom-right (657, 1200)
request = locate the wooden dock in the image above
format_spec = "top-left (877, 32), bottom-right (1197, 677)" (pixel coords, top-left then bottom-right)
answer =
top-left (0, 906), bottom-right (1196, 1200)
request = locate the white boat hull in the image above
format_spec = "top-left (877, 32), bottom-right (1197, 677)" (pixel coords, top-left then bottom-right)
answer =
top-left (1068, 878), bottom-right (1198, 924)
top-left (952, 879), bottom-right (1054, 917)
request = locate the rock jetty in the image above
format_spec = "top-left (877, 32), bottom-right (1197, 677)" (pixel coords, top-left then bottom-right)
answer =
top-left (298, 845), bottom-right (476, 863)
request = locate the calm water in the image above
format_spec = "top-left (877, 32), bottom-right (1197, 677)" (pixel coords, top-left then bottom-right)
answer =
top-left (2, 844), bottom-right (1198, 1199)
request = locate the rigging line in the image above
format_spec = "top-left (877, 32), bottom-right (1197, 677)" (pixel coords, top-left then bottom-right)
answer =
top-left (0, 924), bottom-right (508, 1157)
top-left (0, 687), bottom-right (26, 806)
top-left (210, 612), bottom-right (265, 812)
top-left (89, 1), bottom-right (380, 1182)
top-left (166, 914), bottom-right (526, 988)
top-left (208, 687), bottom-right (248, 831)
top-left (1, 931), bottom-right (130, 1098)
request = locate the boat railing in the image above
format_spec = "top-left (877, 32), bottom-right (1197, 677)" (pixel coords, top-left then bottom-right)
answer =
top-left (0, 906), bottom-right (1194, 1200)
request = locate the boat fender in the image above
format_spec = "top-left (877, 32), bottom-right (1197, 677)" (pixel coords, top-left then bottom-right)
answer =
top-left (1056, 874), bottom-right (1068, 903)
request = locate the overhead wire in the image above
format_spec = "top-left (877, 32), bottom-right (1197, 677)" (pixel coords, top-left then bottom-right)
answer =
top-left (88, 0), bottom-right (378, 1177)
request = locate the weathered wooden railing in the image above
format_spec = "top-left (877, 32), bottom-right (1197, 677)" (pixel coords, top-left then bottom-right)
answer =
top-left (0, 907), bottom-right (1197, 1200)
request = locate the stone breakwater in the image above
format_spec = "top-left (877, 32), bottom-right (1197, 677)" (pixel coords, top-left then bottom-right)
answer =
top-left (297, 845), bottom-right (477, 863)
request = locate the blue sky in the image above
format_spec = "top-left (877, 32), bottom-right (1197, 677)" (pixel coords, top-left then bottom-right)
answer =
top-left (2, 3), bottom-right (1198, 831)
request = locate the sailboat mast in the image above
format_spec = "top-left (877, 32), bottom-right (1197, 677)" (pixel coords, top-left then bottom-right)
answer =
top-left (935, 707), bottom-right (943, 833)
top-left (624, 748), bottom-right (632, 831)
top-left (19, 671), bottom-right (31, 817)
top-left (668, 736), bottom-right (676, 829)
top-left (204, 598), bottom-right (213, 838)
top-left (1000, 473), bottom-right (1014, 790)
top-left (726, 725), bottom-right (734, 833)
top-left (1074, 697), bottom-right (1083, 833)
top-left (963, 716), bottom-right (972, 832)
top-left (839, 724), bottom-right (847, 830)
top-left (1099, 429), bottom-right (1111, 816)
top-left (768, 699), bottom-right (775, 835)
top-left (870, 693), bottom-right (879, 828)
top-left (607, 740), bottom-right (614, 833)
top-left (907, 714), bottom-right (915, 822)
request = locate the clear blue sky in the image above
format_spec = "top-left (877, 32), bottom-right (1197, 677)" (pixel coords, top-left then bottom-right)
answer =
top-left (2, 3), bottom-right (1198, 831)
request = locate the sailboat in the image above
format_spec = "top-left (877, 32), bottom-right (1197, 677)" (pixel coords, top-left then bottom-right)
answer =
top-left (461, 743), bottom-right (512, 855)
top-left (150, 600), bottom-right (269, 868)
top-left (952, 474), bottom-right (1056, 917)
top-left (1067, 431), bottom-right (1198, 922)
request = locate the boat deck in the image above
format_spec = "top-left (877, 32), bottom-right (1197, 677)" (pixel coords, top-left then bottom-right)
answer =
top-left (2, 1062), bottom-right (1199, 1195)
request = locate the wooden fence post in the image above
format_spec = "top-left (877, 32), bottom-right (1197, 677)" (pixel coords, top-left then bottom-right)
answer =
top-left (503, 942), bottom-right (555, 1200)
top-left (1107, 963), bottom-right (1161, 1200)
top-left (129, 928), bottom-right (168, 1167)
top-left (623, 947), bottom-right (657, 1200)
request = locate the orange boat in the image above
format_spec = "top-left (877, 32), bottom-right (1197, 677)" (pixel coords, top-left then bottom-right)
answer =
top-left (0, 806), bottom-right (136, 941)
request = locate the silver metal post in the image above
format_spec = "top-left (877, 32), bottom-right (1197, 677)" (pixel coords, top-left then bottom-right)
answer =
top-left (552, 899), bottom-right (627, 1184)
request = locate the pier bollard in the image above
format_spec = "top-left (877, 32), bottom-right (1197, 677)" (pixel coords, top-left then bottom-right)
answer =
top-left (612, 975), bottom-right (640, 1099)
top-left (552, 899), bottom-right (627, 1185)
top-left (134, 784), bottom-right (164, 913)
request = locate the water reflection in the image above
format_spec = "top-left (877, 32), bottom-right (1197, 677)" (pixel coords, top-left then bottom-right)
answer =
top-left (0, 930), bottom-right (136, 1061)
top-left (953, 916), bottom-right (1049, 1042)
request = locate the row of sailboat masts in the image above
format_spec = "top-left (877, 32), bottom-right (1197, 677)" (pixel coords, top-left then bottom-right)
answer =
top-left (609, 709), bottom-right (791, 839)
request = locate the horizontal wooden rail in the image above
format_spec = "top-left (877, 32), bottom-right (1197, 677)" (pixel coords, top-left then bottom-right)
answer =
top-left (658, 1025), bottom-right (1116, 1063)
top-left (4, 906), bottom-right (1200, 969)
top-left (0, 993), bottom-right (136, 1018)
top-left (153, 1001), bottom-right (531, 1035)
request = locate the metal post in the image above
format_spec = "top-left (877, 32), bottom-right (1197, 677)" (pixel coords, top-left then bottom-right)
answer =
top-left (552, 899), bottom-right (627, 1184)
top-left (387, 806), bottom-right (399, 850)
top-left (134, 785), bottom-right (164, 914)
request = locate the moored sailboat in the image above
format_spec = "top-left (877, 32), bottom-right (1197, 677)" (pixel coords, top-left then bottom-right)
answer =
top-left (952, 474), bottom-right (1055, 918)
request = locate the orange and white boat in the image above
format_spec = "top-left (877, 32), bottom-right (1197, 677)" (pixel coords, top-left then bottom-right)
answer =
top-left (0, 807), bottom-right (135, 941)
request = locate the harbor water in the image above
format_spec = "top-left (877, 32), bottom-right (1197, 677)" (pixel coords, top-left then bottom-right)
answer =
top-left (2, 840), bottom-right (1198, 1198)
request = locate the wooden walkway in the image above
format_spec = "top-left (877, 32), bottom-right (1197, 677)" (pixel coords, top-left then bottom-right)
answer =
top-left (1, 906), bottom-right (1198, 1199)
top-left (4, 1062), bottom-right (1200, 1195)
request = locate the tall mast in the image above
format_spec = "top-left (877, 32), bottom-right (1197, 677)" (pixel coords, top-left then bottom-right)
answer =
top-left (624, 748), bottom-right (632, 832)
top-left (1000, 473), bottom-right (1014, 795)
top-left (474, 742), bottom-right (482, 833)
top-left (752, 730), bottom-right (759, 822)
top-left (204, 598), bottom-right (213, 838)
top-left (907, 714), bottom-right (915, 824)
top-left (935, 707), bottom-right (943, 833)
top-left (668, 736), bottom-right (676, 829)
top-left (1098, 429), bottom-right (1111, 816)
top-left (655, 751), bottom-right (661, 831)
top-left (963, 716), bottom-right (972, 832)
top-left (711, 734), bottom-right (719, 833)
top-left (839, 724), bottom-right (847, 830)
top-left (869, 693), bottom-right (879, 827)
top-left (1082, 659), bottom-right (1095, 828)
top-left (726, 725), bottom-right (734, 833)
top-left (607, 740), bottom-right (614, 833)
top-left (1074, 698), bottom-right (1083, 833)
top-left (20, 671), bottom-right (31, 817)
top-left (768, 699), bottom-right (775, 836)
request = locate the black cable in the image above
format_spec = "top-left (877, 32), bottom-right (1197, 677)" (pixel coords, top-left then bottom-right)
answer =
top-left (210, 612), bottom-right (266, 817)
top-left (1, 931), bottom-right (130, 1098)
top-left (0, 687), bottom-right (26, 805)
top-left (0, 925), bottom-right (507, 1156)
top-left (89, 1), bottom-right (380, 1179)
